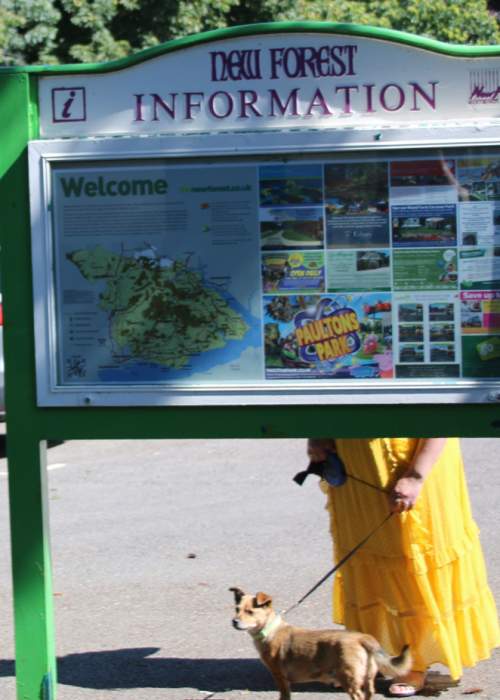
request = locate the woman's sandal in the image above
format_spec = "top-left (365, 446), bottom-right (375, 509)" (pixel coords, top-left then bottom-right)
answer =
top-left (388, 671), bottom-right (426, 697)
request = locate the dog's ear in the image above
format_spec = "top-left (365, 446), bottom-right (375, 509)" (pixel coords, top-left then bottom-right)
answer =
top-left (254, 592), bottom-right (272, 607)
top-left (229, 587), bottom-right (245, 603)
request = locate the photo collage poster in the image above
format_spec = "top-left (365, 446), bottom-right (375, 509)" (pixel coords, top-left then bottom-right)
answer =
top-left (260, 155), bottom-right (500, 380)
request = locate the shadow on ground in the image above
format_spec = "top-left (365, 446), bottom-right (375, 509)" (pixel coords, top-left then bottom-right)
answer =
top-left (0, 649), bottom-right (457, 696)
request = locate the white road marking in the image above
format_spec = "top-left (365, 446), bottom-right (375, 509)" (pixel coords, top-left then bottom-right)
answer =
top-left (0, 462), bottom-right (67, 477)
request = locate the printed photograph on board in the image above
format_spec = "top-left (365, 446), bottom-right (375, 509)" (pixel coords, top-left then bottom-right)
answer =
top-left (259, 206), bottom-right (324, 250)
top-left (263, 293), bottom-right (393, 380)
top-left (429, 344), bottom-right (456, 362)
top-left (390, 159), bottom-right (456, 188)
top-left (390, 159), bottom-right (457, 205)
top-left (391, 204), bottom-right (457, 247)
top-left (399, 344), bottom-right (425, 363)
top-left (324, 162), bottom-right (389, 248)
top-left (398, 303), bottom-right (424, 322)
top-left (457, 158), bottom-right (500, 202)
top-left (429, 323), bottom-right (455, 342)
top-left (259, 164), bottom-right (323, 207)
top-left (429, 302), bottom-right (455, 321)
top-left (399, 324), bottom-right (424, 343)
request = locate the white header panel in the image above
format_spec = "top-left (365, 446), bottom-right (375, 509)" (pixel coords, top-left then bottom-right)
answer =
top-left (39, 33), bottom-right (500, 138)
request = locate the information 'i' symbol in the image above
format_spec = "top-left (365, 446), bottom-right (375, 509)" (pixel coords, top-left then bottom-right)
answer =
top-left (62, 91), bottom-right (76, 119)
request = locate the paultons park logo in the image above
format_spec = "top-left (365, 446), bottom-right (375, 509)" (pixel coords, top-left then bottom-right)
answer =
top-left (469, 70), bottom-right (500, 104)
top-left (294, 297), bottom-right (361, 364)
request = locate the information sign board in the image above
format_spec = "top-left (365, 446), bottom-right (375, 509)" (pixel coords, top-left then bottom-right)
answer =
top-left (29, 27), bottom-right (500, 406)
top-left (5, 25), bottom-right (500, 700)
top-left (37, 32), bottom-right (500, 138)
top-left (29, 142), bottom-right (500, 406)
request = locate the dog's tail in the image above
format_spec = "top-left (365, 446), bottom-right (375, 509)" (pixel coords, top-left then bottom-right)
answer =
top-left (369, 643), bottom-right (412, 678)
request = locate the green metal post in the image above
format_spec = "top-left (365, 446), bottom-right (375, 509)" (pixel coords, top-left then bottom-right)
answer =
top-left (0, 72), bottom-right (57, 699)
top-left (7, 438), bottom-right (55, 700)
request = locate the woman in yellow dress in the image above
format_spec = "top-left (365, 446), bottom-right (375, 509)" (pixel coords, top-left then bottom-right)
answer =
top-left (307, 437), bottom-right (500, 697)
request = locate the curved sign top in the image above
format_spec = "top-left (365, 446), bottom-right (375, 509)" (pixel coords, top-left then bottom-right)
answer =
top-left (37, 24), bottom-right (500, 138)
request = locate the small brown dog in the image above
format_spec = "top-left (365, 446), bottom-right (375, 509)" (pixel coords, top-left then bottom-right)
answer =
top-left (230, 587), bottom-right (411, 700)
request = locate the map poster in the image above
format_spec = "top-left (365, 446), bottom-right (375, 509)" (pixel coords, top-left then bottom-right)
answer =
top-left (52, 163), bottom-right (263, 385)
top-left (263, 292), bottom-right (393, 380)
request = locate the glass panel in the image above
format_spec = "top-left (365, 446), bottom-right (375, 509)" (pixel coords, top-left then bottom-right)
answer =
top-left (48, 147), bottom-right (500, 389)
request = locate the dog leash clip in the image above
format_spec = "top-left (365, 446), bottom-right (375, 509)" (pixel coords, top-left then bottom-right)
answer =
top-left (293, 451), bottom-right (347, 487)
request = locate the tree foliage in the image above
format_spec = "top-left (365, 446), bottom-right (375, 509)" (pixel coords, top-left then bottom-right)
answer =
top-left (0, 0), bottom-right (499, 66)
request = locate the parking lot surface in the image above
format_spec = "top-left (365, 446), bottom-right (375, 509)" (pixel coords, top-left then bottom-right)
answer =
top-left (0, 437), bottom-right (498, 699)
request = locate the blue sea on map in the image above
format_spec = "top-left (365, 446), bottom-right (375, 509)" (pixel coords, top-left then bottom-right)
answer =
top-left (98, 293), bottom-right (262, 383)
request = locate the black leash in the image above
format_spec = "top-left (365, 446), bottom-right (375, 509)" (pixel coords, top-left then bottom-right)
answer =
top-left (282, 511), bottom-right (394, 616)
top-left (285, 451), bottom-right (395, 615)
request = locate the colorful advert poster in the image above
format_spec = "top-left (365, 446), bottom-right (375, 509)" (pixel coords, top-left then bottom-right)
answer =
top-left (390, 159), bottom-right (457, 204)
top-left (461, 291), bottom-right (500, 334)
top-left (457, 157), bottom-right (500, 202)
top-left (261, 251), bottom-right (325, 293)
top-left (325, 162), bottom-right (389, 248)
top-left (263, 293), bottom-right (393, 380)
top-left (460, 291), bottom-right (500, 378)
top-left (393, 248), bottom-right (458, 291)
top-left (457, 158), bottom-right (500, 248)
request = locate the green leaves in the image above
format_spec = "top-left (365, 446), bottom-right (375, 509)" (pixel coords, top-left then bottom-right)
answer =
top-left (0, 0), bottom-right (60, 64)
top-left (1, 0), bottom-right (499, 65)
top-left (364, 0), bottom-right (500, 44)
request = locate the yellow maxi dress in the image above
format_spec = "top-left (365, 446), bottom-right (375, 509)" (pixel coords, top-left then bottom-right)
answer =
top-left (323, 438), bottom-right (499, 679)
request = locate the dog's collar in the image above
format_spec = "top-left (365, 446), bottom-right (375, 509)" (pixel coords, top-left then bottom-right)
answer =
top-left (256, 615), bottom-right (282, 641)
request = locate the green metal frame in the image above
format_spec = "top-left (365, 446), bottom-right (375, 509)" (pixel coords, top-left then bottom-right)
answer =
top-left (1, 22), bottom-right (500, 700)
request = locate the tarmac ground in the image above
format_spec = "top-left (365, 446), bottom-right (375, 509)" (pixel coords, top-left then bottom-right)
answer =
top-left (0, 436), bottom-right (498, 699)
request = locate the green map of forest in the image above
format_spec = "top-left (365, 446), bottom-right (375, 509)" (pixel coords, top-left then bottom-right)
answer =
top-left (67, 245), bottom-right (249, 368)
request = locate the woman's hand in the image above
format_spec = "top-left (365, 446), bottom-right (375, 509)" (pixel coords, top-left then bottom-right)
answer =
top-left (389, 474), bottom-right (424, 513)
top-left (388, 438), bottom-right (446, 513)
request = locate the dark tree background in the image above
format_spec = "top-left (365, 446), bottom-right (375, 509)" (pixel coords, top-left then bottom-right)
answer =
top-left (1, 0), bottom-right (500, 66)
